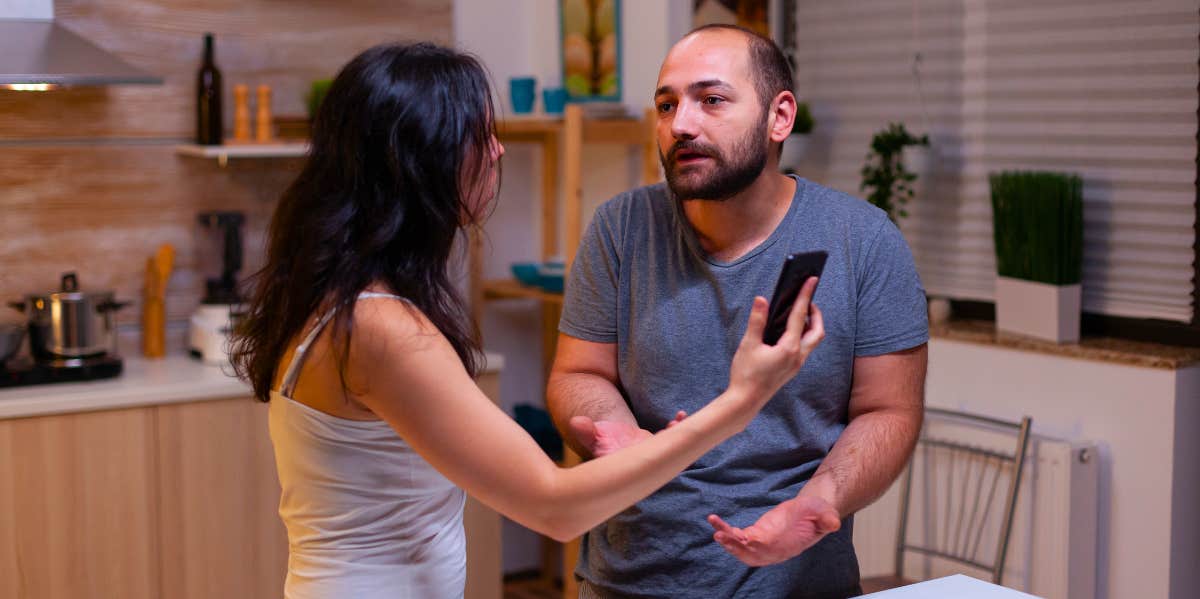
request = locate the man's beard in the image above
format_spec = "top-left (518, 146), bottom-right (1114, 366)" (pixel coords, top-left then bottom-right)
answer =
top-left (660, 126), bottom-right (769, 201)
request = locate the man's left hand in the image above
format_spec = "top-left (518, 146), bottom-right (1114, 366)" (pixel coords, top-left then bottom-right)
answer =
top-left (706, 495), bottom-right (841, 566)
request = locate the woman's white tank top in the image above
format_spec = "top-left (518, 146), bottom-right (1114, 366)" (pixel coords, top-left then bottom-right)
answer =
top-left (268, 292), bottom-right (466, 598)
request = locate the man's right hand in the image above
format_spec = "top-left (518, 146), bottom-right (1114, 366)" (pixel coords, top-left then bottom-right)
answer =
top-left (568, 411), bottom-right (687, 458)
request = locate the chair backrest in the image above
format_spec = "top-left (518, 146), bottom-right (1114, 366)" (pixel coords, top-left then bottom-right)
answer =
top-left (894, 407), bottom-right (1032, 584)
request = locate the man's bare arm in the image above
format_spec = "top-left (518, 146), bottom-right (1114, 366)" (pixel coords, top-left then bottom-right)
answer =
top-left (709, 343), bottom-right (927, 566)
top-left (546, 334), bottom-right (638, 459)
top-left (798, 344), bottom-right (927, 515)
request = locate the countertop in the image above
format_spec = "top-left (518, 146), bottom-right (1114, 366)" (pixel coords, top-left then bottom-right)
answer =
top-left (932, 319), bottom-right (1200, 370)
top-left (0, 351), bottom-right (504, 420)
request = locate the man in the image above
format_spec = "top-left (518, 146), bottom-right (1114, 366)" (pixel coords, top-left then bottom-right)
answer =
top-left (547, 25), bottom-right (929, 598)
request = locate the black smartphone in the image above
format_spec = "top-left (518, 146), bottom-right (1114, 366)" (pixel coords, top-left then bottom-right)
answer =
top-left (762, 250), bottom-right (828, 345)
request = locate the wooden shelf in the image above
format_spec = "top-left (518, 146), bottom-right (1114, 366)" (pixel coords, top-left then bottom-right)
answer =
top-left (175, 114), bottom-right (645, 166)
top-left (175, 142), bottom-right (309, 166)
top-left (481, 279), bottom-right (563, 304)
top-left (499, 114), bottom-right (650, 145)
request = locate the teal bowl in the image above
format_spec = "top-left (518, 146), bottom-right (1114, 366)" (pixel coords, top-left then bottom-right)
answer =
top-left (511, 263), bottom-right (541, 286)
top-left (537, 262), bottom-right (565, 293)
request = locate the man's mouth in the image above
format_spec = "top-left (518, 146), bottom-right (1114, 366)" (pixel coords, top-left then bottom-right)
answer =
top-left (674, 149), bottom-right (712, 165)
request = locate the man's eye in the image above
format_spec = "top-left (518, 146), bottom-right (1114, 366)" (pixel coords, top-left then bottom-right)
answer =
top-left (657, 102), bottom-right (675, 113)
top-left (704, 96), bottom-right (725, 105)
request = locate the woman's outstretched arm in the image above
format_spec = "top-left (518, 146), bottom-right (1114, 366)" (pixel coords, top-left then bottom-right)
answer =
top-left (349, 281), bottom-right (823, 542)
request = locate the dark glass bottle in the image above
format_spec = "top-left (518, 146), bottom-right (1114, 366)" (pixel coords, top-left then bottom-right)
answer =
top-left (196, 33), bottom-right (223, 145)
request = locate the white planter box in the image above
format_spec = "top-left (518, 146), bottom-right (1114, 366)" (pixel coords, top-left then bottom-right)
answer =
top-left (995, 276), bottom-right (1081, 343)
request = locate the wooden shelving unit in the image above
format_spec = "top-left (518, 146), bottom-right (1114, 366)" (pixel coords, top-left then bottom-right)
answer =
top-left (470, 104), bottom-right (659, 599)
top-left (468, 104), bottom-right (659, 347)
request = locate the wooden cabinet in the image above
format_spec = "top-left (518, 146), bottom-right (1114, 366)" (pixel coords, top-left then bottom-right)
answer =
top-left (466, 372), bottom-right (503, 599)
top-left (0, 369), bottom-right (503, 599)
top-left (0, 409), bottom-right (159, 599)
top-left (0, 400), bottom-right (281, 599)
top-left (155, 398), bottom-right (288, 599)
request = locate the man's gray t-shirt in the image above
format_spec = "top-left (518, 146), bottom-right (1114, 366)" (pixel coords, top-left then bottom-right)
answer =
top-left (558, 176), bottom-right (929, 599)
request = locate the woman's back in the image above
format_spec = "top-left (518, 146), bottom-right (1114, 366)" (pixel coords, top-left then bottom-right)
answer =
top-left (268, 293), bottom-right (466, 599)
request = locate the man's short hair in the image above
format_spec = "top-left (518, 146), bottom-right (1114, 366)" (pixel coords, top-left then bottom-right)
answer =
top-left (688, 24), bottom-right (794, 112)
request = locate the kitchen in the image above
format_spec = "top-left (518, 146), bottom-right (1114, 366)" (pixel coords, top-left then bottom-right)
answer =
top-left (2, 2), bottom-right (1200, 599)
top-left (0, 1), bottom-right (478, 598)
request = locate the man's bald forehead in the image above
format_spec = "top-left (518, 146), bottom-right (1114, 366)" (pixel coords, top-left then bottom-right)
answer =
top-left (666, 24), bottom-right (795, 112)
top-left (662, 27), bottom-right (755, 89)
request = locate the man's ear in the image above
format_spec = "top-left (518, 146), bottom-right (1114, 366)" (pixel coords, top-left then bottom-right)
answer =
top-left (769, 91), bottom-right (797, 145)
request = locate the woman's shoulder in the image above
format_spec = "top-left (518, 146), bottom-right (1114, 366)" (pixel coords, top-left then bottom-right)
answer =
top-left (349, 290), bottom-right (435, 345)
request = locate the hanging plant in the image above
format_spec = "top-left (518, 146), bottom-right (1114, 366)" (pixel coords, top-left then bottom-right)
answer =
top-left (792, 102), bottom-right (814, 135)
top-left (859, 122), bottom-right (929, 223)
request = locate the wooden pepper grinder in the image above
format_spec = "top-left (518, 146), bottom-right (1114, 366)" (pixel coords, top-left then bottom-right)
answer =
top-left (255, 84), bottom-right (273, 142)
top-left (142, 244), bottom-right (174, 358)
top-left (233, 84), bottom-right (250, 142)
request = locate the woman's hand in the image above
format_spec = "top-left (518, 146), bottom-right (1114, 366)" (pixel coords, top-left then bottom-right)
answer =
top-left (727, 277), bottom-right (824, 408)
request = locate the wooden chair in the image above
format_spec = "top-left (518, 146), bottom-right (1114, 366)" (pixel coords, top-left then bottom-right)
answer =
top-left (861, 407), bottom-right (1032, 594)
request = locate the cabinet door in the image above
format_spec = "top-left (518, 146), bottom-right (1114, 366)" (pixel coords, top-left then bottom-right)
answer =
top-left (0, 408), bottom-right (159, 599)
top-left (155, 397), bottom-right (288, 599)
top-left (465, 370), bottom-right (503, 599)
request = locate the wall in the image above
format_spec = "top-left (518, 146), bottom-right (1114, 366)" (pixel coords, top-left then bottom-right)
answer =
top-left (1171, 365), bottom-right (1200, 599)
top-left (852, 338), bottom-right (1199, 599)
top-left (453, 0), bottom-right (690, 575)
top-left (0, 0), bottom-right (451, 346)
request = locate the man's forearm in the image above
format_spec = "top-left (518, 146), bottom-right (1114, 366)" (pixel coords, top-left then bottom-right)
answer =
top-left (798, 405), bottom-right (922, 517)
top-left (546, 371), bottom-right (636, 458)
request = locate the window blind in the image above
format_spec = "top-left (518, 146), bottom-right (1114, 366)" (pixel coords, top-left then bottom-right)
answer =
top-left (791, 0), bottom-right (1197, 322)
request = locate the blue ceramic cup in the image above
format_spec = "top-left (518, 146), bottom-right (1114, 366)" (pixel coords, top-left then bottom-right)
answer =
top-left (509, 77), bottom-right (536, 114)
top-left (542, 87), bottom-right (566, 115)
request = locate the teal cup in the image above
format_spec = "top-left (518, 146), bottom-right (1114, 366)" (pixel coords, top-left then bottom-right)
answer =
top-left (509, 77), bottom-right (536, 114)
top-left (542, 88), bottom-right (566, 115)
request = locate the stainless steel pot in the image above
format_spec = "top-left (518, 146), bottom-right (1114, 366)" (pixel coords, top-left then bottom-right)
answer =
top-left (7, 273), bottom-right (128, 362)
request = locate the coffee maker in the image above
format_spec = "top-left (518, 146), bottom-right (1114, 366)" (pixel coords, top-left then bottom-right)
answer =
top-left (189, 211), bottom-right (245, 365)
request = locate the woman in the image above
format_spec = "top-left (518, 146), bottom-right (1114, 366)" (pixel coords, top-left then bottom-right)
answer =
top-left (232, 42), bottom-right (824, 598)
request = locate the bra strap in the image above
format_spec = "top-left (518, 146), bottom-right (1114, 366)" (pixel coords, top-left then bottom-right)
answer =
top-left (277, 292), bottom-right (411, 397)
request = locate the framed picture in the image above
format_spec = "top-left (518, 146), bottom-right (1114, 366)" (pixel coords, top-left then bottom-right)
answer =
top-left (560, 0), bottom-right (622, 103)
top-left (692, 0), bottom-right (769, 37)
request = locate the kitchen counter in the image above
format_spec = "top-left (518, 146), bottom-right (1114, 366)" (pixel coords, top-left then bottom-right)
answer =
top-left (0, 351), bottom-right (505, 420)
top-left (931, 318), bottom-right (1200, 369)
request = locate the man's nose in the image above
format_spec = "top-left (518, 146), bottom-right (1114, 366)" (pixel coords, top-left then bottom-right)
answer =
top-left (670, 102), bottom-right (700, 140)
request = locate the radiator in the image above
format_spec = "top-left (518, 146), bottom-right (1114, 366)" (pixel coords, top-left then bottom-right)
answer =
top-left (853, 432), bottom-right (1100, 599)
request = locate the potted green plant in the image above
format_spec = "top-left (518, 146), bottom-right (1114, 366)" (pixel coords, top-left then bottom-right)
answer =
top-left (779, 102), bottom-right (814, 173)
top-left (305, 79), bottom-right (333, 121)
top-left (859, 122), bottom-right (929, 223)
top-left (990, 170), bottom-right (1084, 343)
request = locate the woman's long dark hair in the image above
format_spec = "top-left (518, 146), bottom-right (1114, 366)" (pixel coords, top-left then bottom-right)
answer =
top-left (232, 42), bottom-right (496, 402)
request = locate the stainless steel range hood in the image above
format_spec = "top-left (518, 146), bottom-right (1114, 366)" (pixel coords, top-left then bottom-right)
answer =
top-left (0, 0), bottom-right (162, 89)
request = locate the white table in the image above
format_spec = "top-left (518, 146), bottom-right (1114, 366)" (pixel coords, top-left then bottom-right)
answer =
top-left (861, 575), bottom-right (1042, 598)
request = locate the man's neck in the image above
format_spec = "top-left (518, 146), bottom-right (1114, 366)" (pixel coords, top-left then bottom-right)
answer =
top-left (681, 171), bottom-right (796, 263)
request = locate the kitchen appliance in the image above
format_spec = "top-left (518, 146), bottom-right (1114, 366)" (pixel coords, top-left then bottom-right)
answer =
top-left (2, 272), bottom-right (126, 388)
top-left (0, 1), bottom-right (162, 88)
top-left (189, 211), bottom-right (246, 365)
